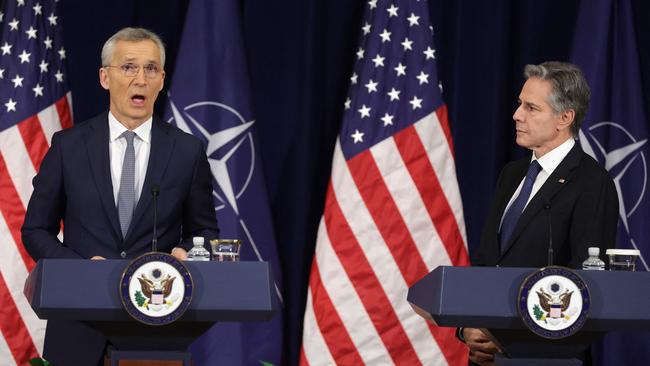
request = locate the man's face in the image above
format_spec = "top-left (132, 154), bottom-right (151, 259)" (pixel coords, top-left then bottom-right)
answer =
top-left (512, 77), bottom-right (572, 157)
top-left (99, 40), bottom-right (165, 127)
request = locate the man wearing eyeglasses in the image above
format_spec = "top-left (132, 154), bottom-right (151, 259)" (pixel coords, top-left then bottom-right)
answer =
top-left (21, 27), bottom-right (219, 365)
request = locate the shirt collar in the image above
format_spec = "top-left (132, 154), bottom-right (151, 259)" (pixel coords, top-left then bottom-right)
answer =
top-left (531, 137), bottom-right (575, 175)
top-left (108, 111), bottom-right (152, 144)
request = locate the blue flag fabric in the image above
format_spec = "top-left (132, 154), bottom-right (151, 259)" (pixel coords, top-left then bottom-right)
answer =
top-left (163, 0), bottom-right (284, 364)
top-left (571, 0), bottom-right (650, 364)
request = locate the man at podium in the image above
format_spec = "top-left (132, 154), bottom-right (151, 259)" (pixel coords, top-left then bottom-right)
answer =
top-left (458, 62), bottom-right (619, 365)
top-left (21, 28), bottom-right (219, 366)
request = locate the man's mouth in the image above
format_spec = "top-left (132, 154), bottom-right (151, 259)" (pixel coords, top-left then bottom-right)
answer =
top-left (131, 94), bottom-right (146, 106)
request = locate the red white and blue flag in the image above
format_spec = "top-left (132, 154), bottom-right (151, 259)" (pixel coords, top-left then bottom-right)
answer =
top-left (300, 0), bottom-right (470, 364)
top-left (0, 0), bottom-right (72, 364)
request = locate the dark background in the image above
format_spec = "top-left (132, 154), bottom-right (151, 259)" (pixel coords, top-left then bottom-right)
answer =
top-left (58, 0), bottom-right (650, 364)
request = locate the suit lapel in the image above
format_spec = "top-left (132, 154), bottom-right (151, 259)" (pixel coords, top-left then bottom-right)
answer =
top-left (85, 113), bottom-right (123, 242)
top-left (499, 144), bottom-right (582, 259)
top-left (124, 118), bottom-right (174, 244)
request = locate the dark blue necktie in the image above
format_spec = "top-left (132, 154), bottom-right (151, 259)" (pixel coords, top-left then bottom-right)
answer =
top-left (500, 160), bottom-right (542, 252)
top-left (117, 131), bottom-right (136, 239)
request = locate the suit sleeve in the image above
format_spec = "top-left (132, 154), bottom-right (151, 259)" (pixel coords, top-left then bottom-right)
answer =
top-left (21, 132), bottom-right (83, 259)
top-left (177, 141), bottom-right (220, 252)
top-left (567, 171), bottom-right (619, 268)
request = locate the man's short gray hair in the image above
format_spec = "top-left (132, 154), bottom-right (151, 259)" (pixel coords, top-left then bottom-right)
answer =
top-left (524, 61), bottom-right (590, 138)
top-left (101, 27), bottom-right (166, 68)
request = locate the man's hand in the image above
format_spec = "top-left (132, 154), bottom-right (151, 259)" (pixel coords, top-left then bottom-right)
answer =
top-left (463, 328), bottom-right (500, 366)
top-left (171, 247), bottom-right (188, 260)
top-left (90, 256), bottom-right (106, 260)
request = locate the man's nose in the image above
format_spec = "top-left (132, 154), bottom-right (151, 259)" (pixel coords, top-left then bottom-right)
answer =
top-left (513, 105), bottom-right (523, 122)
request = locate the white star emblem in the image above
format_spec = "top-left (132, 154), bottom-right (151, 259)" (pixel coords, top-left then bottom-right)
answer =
top-left (401, 37), bottom-right (413, 51)
top-left (409, 96), bottom-right (423, 109)
top-left (394, 62), bottom-right (406, 76)
top-left (379, 29), bottom-right (391, 43)
top-left (356, 47), bottom-right (364, 60)
top-left (351, 129), bottom-right (364, 143)
top-left (429, 25), bottom-right (434, 34)
top-left (362, 22), bottom-right (371, 35)
top-left (33, 83), bottom-right (44, 97)
top-left (368, 0), bottom-right (377, 10)
top-left (416, 71), bottom-right (429, 85)
top-left (387, 88), bottom-right (400, 101)
top-left (39, 60), bottom-right (49, 73)
top-left (48, 13), bottom-right (58, 26)
top-left (372, 54), bottom-right (385, 67)
top-left (5, 99), bottom-right (17, 112)
top-left (407, 13), bottom-right (420, 26)
top-left (344, 98), bottom-right (351, 110)
top-left (387, 4), bottom-right (399, 17)
top-left (438, 81), bottom-right (444, 93)
top-left (1, 42), bottom-right (12, 55)
top-left (55, 70), bottom-right (63, 82)
top-left (44, 36), bottom-right (53, 49)
top-left (9, 18), bottom-right (19, 31)
top-left (18, 50), bottom-right (31, 64)
top-left (381, 113), bottom-right (394, 126)
top-left (168, 100), bottom-right (256, 215)
top-left (17, 0), bottom-right (25, 6)
top-left (365, 79), bottom-right (378, 93)
top-left (423, 46), bottom-right (436, 59)
top-left (0, 69), bottom-right (4, 79)
top-left (350, 73), bottom-right (358, 85)
top-left (12, 74), bottom-right (24, 88)
top-left (0, 12), bottom-right (3, 22)
top-left (33, 3), bottom-right (43, 15)
top-left (58, 47), bottom-right (66, 59)
top-left (25, 26), bottom-right (37, 39)
top-left (358, 104), bottom-right (371, 118)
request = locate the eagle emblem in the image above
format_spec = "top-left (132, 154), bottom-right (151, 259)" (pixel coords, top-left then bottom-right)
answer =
top-left (536, 287), bottom-right (573, 319)
top-left (133, 267), bottom-right (177, 309)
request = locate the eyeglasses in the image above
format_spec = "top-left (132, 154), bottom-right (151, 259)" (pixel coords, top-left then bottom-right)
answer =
top-left (105, 63), bottom-right (161, 78)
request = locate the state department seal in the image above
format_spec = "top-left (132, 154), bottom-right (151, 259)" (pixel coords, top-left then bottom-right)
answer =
top-left (518, 266), bottom-right (590, 339)
top-left (120, 252), bottom-right (193, 325)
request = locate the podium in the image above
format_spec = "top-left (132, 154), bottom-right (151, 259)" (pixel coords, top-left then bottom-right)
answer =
top-left (24, 259), bottom-right (278, 365)
top-left (407, 266), bottom-right (650, 365)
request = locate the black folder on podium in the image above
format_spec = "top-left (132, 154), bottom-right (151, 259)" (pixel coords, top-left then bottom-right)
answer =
top-left (24, 259), bottom-right (278, 365)
top-left (408, 266), bottom-right (650, 365)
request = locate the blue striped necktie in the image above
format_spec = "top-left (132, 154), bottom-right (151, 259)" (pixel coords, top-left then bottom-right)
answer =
top-left (500, 160), bottom-right (542, 252)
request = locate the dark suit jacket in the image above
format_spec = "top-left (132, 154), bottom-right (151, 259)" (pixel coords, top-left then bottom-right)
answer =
top-left (473, 143), bottom-right (618, 269)
top-left (21, 112), bottom-right (219, 365)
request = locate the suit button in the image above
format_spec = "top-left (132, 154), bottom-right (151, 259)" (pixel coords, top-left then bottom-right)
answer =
top-left (120, 251), bottom-right (127, 258)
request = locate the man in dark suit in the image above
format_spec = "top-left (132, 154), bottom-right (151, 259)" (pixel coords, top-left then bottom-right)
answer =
top-left (21, 27), bottom-right (219, 365)
top-left (459, 62), bottom-right (619, 365)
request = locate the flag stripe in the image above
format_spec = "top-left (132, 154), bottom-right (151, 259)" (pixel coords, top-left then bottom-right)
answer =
top-left (0, 154), bottom-right (36, 271)
top-left (395, 121), bottom-right (469, 266)
top-left (0, 273), bottom-right (39, 365)
top-left (299, 347), bottom-right (310, 366)
top-left (324, 181), bottom-right (422, 365)
top-left (304, 259), bottom-right (362, 365)
top-left (0, 127), bottom-right (37, 209)
top-left (55, 95), bottom-right (73, 130)
top-left (37, 103), bottom-right (63, 144)
top-left (435, 105), bottom-right (455, 158)
top-left (17, 116), bottom-right (50, 172)
top-left (312, 214), bottom-right (393, 364)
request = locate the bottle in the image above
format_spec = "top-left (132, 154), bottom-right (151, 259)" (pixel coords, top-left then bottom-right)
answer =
top-left (186, 237), bottom-right (211, 261)
top-left (582, 247), bottom-right (605, 270)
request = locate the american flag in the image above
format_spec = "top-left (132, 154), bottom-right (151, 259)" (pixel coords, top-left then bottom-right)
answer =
top-left (300, 0), bottom-right (469, 364)
top-left (0, 0), bottom-right (72, 364)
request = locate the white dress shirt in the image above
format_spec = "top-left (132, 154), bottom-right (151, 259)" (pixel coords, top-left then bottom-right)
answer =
top-left (500, 138), bottom-right (575, 229)
top-left (108, 112), bottom-right (152, 206)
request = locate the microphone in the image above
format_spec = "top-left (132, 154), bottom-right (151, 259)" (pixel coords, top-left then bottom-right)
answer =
top-left (544, 201), bottom-right (553, 266)
top-left (151, 184), bottom-right (160, 252)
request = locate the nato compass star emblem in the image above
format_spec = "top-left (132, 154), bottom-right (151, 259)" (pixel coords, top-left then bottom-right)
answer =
top-left (579, 122), bottom-right (649, 270)
top-left (168, 99), bottom-right (255, 215)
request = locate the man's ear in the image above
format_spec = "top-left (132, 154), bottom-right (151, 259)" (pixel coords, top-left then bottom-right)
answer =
top-left (99, 67), bottom-right (109, 90)
top-left (557, 109), bottom-right (575, 131)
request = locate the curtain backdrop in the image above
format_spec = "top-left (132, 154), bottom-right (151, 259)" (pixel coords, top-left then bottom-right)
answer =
top-left (57, 0), bottom-right (650, 364)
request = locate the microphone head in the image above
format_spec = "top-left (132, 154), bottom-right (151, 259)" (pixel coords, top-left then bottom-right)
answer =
top-left (151, 184), bottom-right (160, 197)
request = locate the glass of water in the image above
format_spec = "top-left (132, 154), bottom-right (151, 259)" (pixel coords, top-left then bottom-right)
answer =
top-left (210, 239), bottom-right (242, 262)
top-left (605, 249), bottom-right (640, 271)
